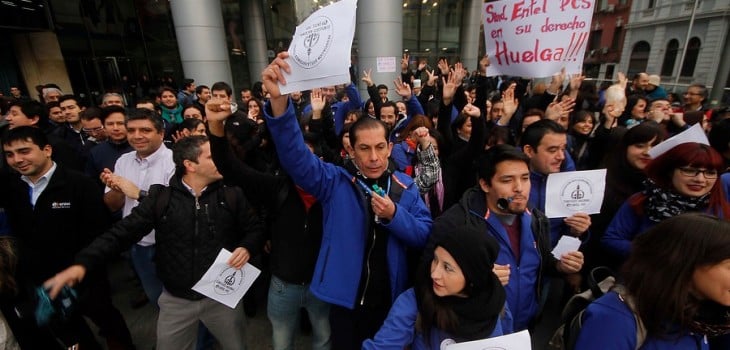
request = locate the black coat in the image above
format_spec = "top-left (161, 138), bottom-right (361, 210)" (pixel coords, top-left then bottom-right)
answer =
top-left (210, 134), bottom-right (323, 285)
top-left (75, 176), bottom-right (265, 300)
top-left (0, 165), bottom-right (109, 286)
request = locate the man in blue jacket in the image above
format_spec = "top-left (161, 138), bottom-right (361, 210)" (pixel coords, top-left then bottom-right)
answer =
top-left (437, 145), bottom-right (583, 331)
top-left (251, 52), bottom-right (433, 349)
top-left (520, 119), bottom-right (591, 248)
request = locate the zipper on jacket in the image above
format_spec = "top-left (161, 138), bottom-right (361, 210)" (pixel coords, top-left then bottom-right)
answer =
top-left (193, 196), bottom-right (200, 275)
top-left (359, 228), bottom-right (377, 306)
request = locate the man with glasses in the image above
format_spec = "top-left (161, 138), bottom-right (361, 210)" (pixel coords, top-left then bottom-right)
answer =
top-left (682, 83), bottom-right (708, 112)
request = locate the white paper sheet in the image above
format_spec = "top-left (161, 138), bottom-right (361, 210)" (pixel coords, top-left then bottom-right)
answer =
top-left (545, 169), bottom-right (607, 218)
top-left (445, 329), bottom-right (532, 349)
top-left (279, 0), bottom-right (357, 94)
top-left (551, 235), bottom-right (582, 260)
top-left (376, 56), bottom-right (397, 72)
top-left (191, 249), bottom-right (261, 309)
top-left (647, 123), bottom-right (709, 159)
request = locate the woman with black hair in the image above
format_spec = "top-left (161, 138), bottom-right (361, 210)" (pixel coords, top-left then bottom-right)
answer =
top-left (586, 122), bottom-right (664, 271)
top-left (576, 213), bottom-right (730, 349)
top-left (362, 220), bottom-right (506, 349)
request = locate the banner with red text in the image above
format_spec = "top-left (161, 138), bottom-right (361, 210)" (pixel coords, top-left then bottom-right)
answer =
top-left (482, 0), bottom-right (594, 77)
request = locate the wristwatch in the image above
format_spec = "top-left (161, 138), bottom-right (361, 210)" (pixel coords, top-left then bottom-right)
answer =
top-left (138, 190), bottom-right (149, 201)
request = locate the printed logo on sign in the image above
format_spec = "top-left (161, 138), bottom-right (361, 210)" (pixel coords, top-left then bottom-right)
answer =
top-left (214, 267), bottom-right (244, 295)
top-left (560, 178), bottom-right (593, 212)
top-left (291, 16), bottom-right (333, 69)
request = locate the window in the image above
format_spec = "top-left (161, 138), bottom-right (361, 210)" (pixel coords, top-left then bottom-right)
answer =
top-left (661, 39), bottom-right (679, 76)
top-left (680, 37), bottom-right (701, 77)
top-left (628, 41), bottom-right (651, 77)
top-left (647, 0), bottom-right (656, 8)
top-left (589, 30), bottom-right (603, 51)
top-left (611, 27), bottom-right (622, 50)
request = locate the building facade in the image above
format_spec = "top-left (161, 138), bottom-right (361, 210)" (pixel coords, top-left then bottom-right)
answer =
top-left (619, 0), bottom-right (729, 99)
top-left (583, 0), bottom-right (632, 81)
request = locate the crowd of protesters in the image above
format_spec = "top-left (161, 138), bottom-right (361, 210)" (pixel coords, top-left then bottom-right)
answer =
top-left (1, 51), bottom-right (729, 350)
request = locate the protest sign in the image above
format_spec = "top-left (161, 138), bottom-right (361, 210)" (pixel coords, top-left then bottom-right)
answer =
top-left (376, 56), bottom-right (397, 73)
top-left (279, 0), bottom-right (357, 94)
top-left (482, 0), bottom-right (595, 77)
top-left (545, 169), bottom-right (606, 218)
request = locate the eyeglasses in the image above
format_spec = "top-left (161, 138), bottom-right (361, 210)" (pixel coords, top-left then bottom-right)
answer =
top-left (82, 126), bottom-right (104, 133)
top-left (677, 167), bottom-right (718, 179)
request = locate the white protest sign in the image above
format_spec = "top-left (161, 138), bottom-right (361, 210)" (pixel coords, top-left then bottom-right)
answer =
top-left (279, 0), bottom-right (357, 94)
top-left (545, 169), bottom-right (606, 218)
top-left (376, 56), bottom-right (397, 73)
top-left (482, 0), bottom-right (595, 77)
top-left (445, 329), bottom-right (532, 349)
top-left (647, 123), bottom-right (709, 159)
top-left (192, 249), bottom-right (261, 309)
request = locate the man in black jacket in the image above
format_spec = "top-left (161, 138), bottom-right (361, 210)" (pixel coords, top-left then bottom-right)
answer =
top-left (0, 126), bottom-right (133, 349)
top-left (46, 135), bottom-right (266, 350)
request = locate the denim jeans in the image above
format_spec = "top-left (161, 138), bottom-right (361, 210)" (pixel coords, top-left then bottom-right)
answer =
top-left (130, 244), bottom-right (163, 307)
top-left (267, 275), bottom-right (331, 350)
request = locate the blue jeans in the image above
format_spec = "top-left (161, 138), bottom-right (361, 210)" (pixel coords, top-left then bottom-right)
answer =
top-left (267, 275), bottom-right (331, 350)
top-left (130, 244), bottom-right (163, 307)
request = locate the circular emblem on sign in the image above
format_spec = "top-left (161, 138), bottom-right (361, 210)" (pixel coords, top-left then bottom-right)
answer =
top-left (440, 338), bottom-right (456, 350)
top-left (290, 16), bottom-right (334, 69)
top-left (559, 178), bottom-right (594, 212)
top-left (214, 267), bottom-right (244, 295)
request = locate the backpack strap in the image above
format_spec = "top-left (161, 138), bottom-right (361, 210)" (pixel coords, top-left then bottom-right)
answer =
top-left (612, 284), bottom-right (647, 350)
top-left (152, 185), bottom-right (172, 223)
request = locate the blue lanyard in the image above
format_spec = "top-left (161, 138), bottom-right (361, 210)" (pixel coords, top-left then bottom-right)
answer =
top-left (355, 176), bottom-right (391, 197)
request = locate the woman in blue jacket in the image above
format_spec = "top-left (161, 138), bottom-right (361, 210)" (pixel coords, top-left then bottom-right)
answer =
top-left (602, 142), bottom-right (730, 264)
top-left (576, 213), bottom-right (730, 349)
top-left (363, 219), bottom-right (506, 349)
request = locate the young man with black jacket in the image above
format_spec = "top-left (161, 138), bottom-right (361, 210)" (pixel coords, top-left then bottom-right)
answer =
top-left (46, 136), bottom-right (265, 350)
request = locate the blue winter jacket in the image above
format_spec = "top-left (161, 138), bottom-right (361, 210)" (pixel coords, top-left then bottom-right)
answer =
top-left (265, 100), bottom-right (433, 309)
top-left (601, 196), bottom-right (656, 260)
top-left (362, 289), bottom-right (504, 350)
top-left (575, 291), bottom-right (710, 350)
top-left (439, 188), bottom-right (558, 331)
top-left (602, 191), bottom-right (728, 261)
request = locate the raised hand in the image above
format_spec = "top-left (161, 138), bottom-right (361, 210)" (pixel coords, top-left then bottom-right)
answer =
top-left (401, 53), bottom-right (410, 72)
top-left (501, 86), bottom-right (519, 120)
top-left (452, 62), bottom-right (467, 83)
top-left (310, 88), bottom-right (326, 119)
top-left (394, 77), bottom-right (412, 99)
top-left (425, 69), bottom-right (438, 87)
top-left (437, 58), bottom-right (450, 76)
top-left (462, 103), bottom-right (481, 118)
top-left (261, 51), bottom-right (292, 117)
top-left (417, 59), bottom-right (428, 72)
top-left (617, 72), bottom-right (628, 90)
top-left (441, 72), bottom-right (459, 103)
top-left (361, 68), bottom-right (374, 87)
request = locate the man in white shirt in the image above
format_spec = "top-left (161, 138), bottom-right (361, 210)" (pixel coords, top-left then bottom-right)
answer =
top-left (101, 108), bottom-right (175, 305)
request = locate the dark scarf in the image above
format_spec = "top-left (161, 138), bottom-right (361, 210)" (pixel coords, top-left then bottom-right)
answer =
top-left (689, 301), bottom-right (730, 338)
top-left (643, 180), bottom-right (709, 223)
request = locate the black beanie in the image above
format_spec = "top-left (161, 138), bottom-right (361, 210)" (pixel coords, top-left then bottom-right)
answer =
top-left (429, 219), bottom-right (500, 291)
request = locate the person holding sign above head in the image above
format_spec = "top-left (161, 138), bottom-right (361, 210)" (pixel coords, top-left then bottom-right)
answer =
top-left (44, 136), bottom-right (265, 350)
top-left (602, 142), bottom-right (730, 267)
top-left (262, 52), bottom-right (433, 349)
top-left (362, 219), bottom-right (506, 349)
top-left (437, 144), bottom-right (582, 333)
